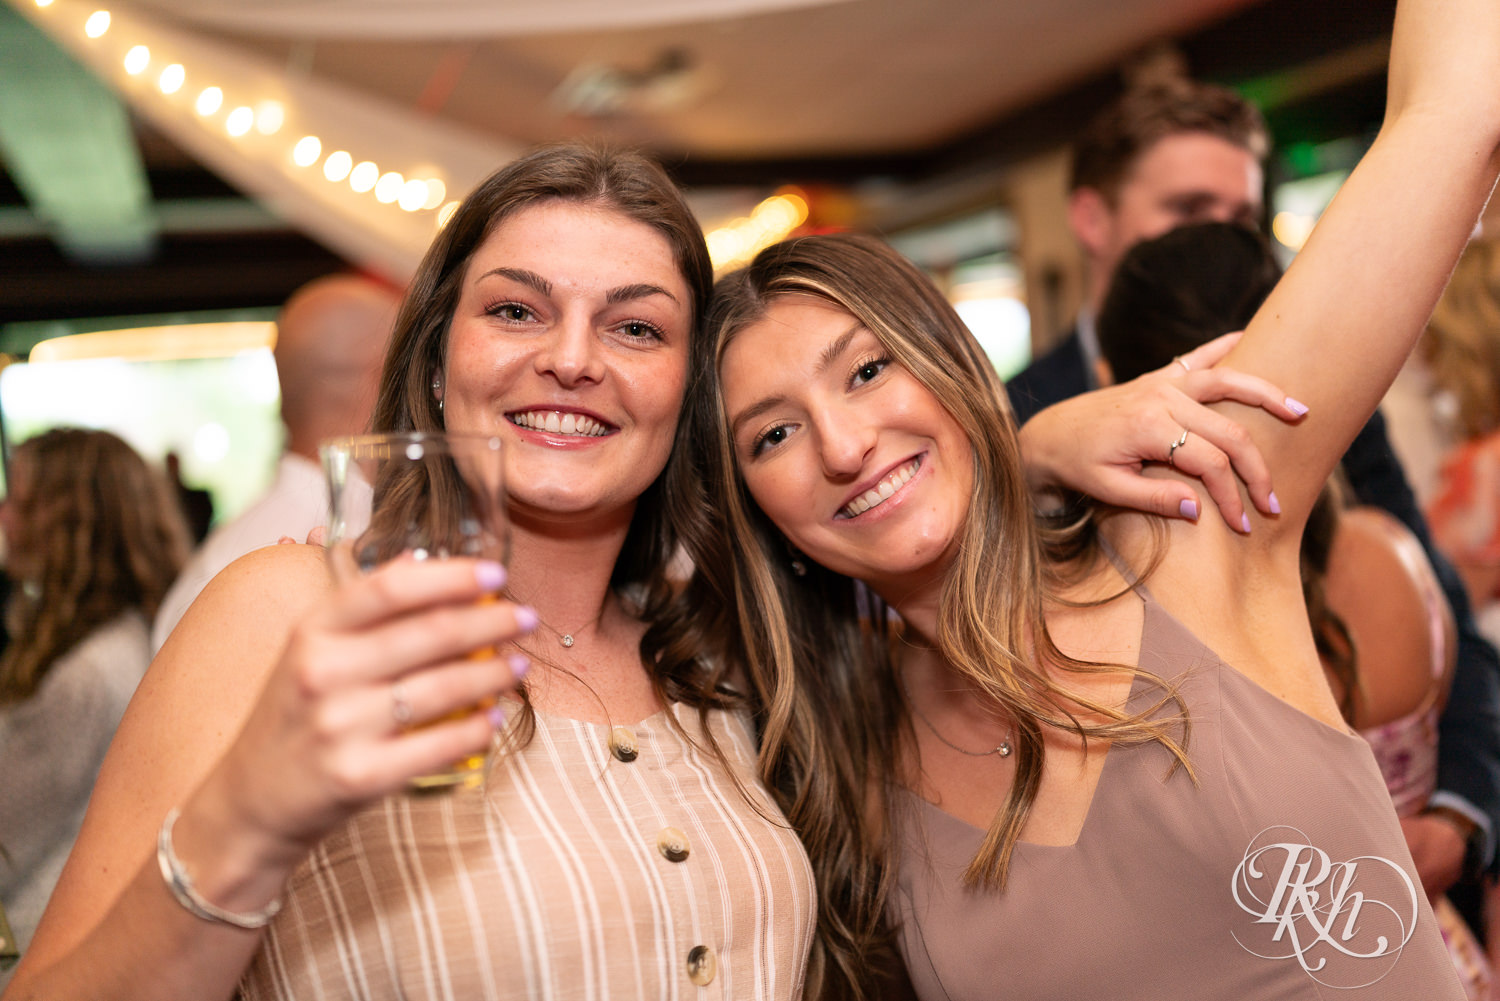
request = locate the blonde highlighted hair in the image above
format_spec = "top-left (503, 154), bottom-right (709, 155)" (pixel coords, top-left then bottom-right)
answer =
top-left (1423, 236), bottom-right (1500, 439)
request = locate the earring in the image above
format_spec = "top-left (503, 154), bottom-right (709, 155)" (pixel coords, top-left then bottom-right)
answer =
top-left (787, 542), bottom-right (808, 577)
top-left (432, 374), bottom-right (444, 414)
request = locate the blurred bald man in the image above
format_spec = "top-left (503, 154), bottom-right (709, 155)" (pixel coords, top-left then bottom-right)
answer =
top-left (152, 274), bottom-right (399, 652)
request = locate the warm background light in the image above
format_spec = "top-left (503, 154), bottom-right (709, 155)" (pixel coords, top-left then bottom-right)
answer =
top-left (349, 160), bottom-right (378, 193)
top-left (323, 150), bottom-right (353, 182)
top-left (158, 63), bottom-right (184, 94)
top-left (29, 321), bottom-right (277, 364)
top-left (195, 86), bottom-right (223, 116)
top-left (292, 135), bottom-right (322, 167)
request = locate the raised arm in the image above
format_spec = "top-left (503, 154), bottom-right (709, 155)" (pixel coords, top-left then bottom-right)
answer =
top-left (5, 546), bottom-right (527, 1001)
top-left (1218, 0), bottom-right (1500, 525)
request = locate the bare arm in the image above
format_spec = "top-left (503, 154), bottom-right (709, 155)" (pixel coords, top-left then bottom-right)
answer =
top-left (6, 545), bottom-right (528, 1001)
top-left (1092, 0), bottom-right (1500, 733)
top-left (1217, 0), bottom-right (1500, 527)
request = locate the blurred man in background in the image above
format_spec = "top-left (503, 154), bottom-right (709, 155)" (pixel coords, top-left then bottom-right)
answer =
top-left (151, 273), bottom-right (398, 652)
top-left (1006, 79), bottom-right (1267, 423)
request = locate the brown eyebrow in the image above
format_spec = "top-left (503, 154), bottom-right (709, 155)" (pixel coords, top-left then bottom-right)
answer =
top-left (474, 270), bottom-right (678, 307)
top-left (729, 395), bottom-right (789, 441)
top-left (815, 324), bottom-right (862, 377)
top-left (727, 319), bottom-right (865, 441)
top-left (608, 283), bottom-right (679, 306)
top-left (477, 267), bottom-right (551, 296)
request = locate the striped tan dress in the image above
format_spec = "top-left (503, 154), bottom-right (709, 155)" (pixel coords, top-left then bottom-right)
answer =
top-left (239, 702), bottom-right (815, 1001)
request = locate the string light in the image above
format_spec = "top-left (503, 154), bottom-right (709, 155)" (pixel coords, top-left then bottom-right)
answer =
top-left (374, 171), bottom-right (404, 204)
top-left (323, 151), bottom-right (353, 182)
top-left (226, 106), bottom-right (254, 137)
top-left (123, 45), bottom-right (149, 75)
top-left (254, 101), bottom-right (285, 136)
top-left (292, 136), bottom-right (322, 167)
top-left (51, 4), bottom-right (460, 221)
top-left (195, 86), bottom-right (223, 116)
top-left (349, 161), bottom-right (378, 193)
top-left (398, 179), bottom-right (429, 212)
top-left (158, 63), bottom-right (184, 94)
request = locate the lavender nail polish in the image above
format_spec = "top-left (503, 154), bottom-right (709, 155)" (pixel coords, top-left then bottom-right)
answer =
top-left (1241, 512), bottom-right (1252, 534)
top-left (508, 653), bottom-right (530, 678)
top-left (1268, 491), bottom-right (1281, 515)
top-left (476, 561), bottom-right (507, 591)
top-left (1179, 498), bottom-right (1199, 521)
top-left (514, 605), bottom-right (539, 632)
top-left (487, 704), bottom-right (508, 729)
top-left (1285, 397), bottom-right (1310, 417)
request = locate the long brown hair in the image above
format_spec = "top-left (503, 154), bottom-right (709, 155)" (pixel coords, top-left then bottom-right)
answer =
top-left (0, 429), bottom-right (190, 703)
top-left (686, 233), bottom-right (1189, 999)
top-left (366, 141), bottom-right (730, 729)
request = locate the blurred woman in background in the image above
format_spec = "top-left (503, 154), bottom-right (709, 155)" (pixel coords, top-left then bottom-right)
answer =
top-left (1422, 238), bottom-right (1500, 649)
top-left (0, 428), bottom-right (190, 989)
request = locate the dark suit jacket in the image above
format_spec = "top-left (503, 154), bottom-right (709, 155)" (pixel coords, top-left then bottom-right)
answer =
top-left (1005, 332), bottom-right (1500, 866)
top-left (1005, 329), bottom-right (1089, 427)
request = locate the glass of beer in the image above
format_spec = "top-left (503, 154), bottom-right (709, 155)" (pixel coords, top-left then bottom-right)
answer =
top-left (320, 431), bottom-right (508, 791)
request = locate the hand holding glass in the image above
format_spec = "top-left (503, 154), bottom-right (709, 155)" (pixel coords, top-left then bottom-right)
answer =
top-left (321, 432), bottom-right (508, 791)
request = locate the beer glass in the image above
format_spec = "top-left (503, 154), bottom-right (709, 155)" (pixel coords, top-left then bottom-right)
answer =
top-left (321, 431), bottom-right (508, 791)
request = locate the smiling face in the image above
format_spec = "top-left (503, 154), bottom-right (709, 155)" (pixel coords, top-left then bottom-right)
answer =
top-left (440, 199), bottom-right (692, 529)
top-left (720, 295), bottom-right (974, 598)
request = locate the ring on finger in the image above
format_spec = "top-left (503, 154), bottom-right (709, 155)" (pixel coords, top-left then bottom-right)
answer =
top-left (391, 682), bottom-right (414, 727)
top-left (1173, 355), bottom-right (1192, 373)
top-left (1167, 429), bottom-right (1190, 468)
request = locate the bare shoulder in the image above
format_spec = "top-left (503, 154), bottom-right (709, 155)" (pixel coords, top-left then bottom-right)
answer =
top-left (33, 544), bottom-right (330, 956)
top-left (1324, 507), bottom-right (1450, 725)
top-left (147, 542), bottom-right (330, 713)
top-left (1331, 507), bottom-right (1435, 586)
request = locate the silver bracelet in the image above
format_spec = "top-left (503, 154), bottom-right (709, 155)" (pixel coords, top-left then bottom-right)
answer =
top-left (156, 808), bottom-right (283, 930)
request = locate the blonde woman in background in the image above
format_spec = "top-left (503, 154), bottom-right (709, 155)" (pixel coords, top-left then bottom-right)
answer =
top-left (1421, 239), bottom-right (1500, 648)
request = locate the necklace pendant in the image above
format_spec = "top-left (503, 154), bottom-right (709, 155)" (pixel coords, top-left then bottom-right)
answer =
top-left (560, 634), bottom-right (575, 648)
top-left (996, 740), bottom-right (1013, 757)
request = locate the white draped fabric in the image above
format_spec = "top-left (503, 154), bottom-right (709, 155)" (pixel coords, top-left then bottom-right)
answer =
top-left (129, 0), bottom-right (852, 39)
top-left (8, 0), bottom-right (833, 280)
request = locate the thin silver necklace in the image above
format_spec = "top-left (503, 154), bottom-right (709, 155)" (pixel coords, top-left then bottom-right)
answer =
top-left (523, 594), bottom-right (611, 650)
top-left (535, 608), bottom-right (607, 649)
top-left (904, 678), bottom-right (1013, 758)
